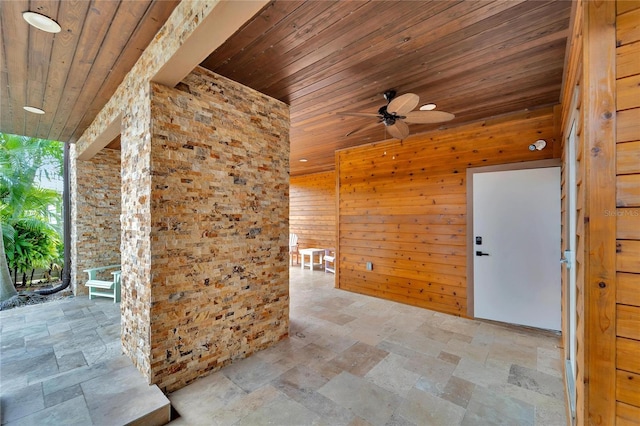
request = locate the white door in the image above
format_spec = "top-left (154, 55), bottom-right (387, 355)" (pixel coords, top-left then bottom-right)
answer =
top-left (564, 121), bottom-right (578, 419)
top-left (473, 167), bottom-right (561, 330)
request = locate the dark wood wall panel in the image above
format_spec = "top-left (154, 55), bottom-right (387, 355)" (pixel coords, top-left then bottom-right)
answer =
top-left (290, 171), bottom-right (336, 251)
top-left (616, 0), bottom-right (640, 419)
top-left (337, 106), bottom-right (559, 316)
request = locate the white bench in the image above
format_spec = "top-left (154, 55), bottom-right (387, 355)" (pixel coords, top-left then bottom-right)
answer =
top-left (84, 265), bottom-right (121, 302)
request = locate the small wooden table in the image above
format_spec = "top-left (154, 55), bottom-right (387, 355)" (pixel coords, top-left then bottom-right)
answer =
top-left (299, 248), bottom-right (325, 270)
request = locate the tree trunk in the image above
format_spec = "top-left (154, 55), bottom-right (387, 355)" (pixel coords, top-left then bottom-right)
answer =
top-left (29, 269), bottom-right (35, 286)
top-left (0, 233), bottom-right (18, 302)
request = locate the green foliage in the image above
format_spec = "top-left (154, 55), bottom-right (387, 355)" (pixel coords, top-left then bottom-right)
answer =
top-left (0, 132), bottom-right (64, 287)
top-left (3, 219), bottom-right (60, 277)
top-left (0, 133), bottom-right (63, 223)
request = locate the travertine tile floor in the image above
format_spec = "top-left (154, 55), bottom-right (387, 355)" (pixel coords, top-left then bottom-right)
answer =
top-left (169, 267), bottom-right (567, 426)
top-left (0, 267), bottom-right (567, 425)
top-left (0, 297), bottom-right (169, 425)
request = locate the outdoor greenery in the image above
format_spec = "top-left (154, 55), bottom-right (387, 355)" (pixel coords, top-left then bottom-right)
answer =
top-left (0, 132), bottom-right (63, 296)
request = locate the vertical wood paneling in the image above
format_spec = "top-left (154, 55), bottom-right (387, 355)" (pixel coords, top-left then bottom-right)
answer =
top-left (337, 107), bottom-right (559, 317)
top-left (616, 0), bottom-right (640, 420)
top-left (582, 1), bottom-right (618, 423)
top-left (290, 171), bottom-right (336, 250)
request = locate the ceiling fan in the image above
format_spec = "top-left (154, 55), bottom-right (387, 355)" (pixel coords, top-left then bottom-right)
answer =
top-left (338, 90), bottom-right (455, 140)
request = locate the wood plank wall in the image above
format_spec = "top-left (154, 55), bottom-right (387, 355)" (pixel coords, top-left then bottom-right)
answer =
top-left (336, 107), bottom-right (559, 317)
top-left (290, 171), bottom-right (336, 250)
top-left (615, 1), bottom-right (640, 422)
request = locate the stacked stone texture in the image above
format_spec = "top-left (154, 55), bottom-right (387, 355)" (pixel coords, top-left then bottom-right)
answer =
top-left (120, 77), bottom-right (154, 378)
top-left (70, 147), bottom-right (121, 295)
top-left (121, 67), bottom-right (290, 392)
top-left (72, 0), bottom-right (291, 391)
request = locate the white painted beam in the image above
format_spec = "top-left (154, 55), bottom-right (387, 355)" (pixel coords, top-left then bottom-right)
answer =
top-left (77, 113), bottom-right (121, 160)
top-left (153, 0), bottom-right (269, 87)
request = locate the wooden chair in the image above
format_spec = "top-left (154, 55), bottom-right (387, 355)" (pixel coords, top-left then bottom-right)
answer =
top-left (289, 234), bottom-right (300, 265)
top-left (84, 264), bottom-right (121, 302)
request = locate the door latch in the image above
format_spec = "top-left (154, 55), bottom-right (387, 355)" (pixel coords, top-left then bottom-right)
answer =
top-left (475, 251), bottom-right (490, 256)
top-left (560, 250), bottom-right (574, 269)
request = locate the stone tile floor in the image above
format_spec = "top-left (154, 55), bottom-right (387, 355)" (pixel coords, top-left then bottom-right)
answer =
top-left (0, 296), bottom-right (168, 425)
top-left (1, 267), bottom-right (567, 425)
top-left (169, 267), bottom-right (567, 425)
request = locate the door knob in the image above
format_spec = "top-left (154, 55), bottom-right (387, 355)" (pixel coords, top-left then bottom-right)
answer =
top-left (476, 251), bottom-right (490, 256)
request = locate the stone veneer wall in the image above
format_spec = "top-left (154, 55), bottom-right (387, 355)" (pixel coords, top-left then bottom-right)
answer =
top-left (70, 146), bottom-right (121, 295)
top-left (120, 66), bottom-right (290, 392)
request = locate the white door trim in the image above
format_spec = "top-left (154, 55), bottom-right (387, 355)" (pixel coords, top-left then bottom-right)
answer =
top-left (466, 159), bottom-right (562, 318)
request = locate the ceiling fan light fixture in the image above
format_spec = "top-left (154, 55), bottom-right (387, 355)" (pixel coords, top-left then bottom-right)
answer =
top-left (23, 11), bottom-right (61, 33)
top-left (420, 103), bottom-right (437, 111)
top-left (23, 106), bottom-right (45, 114)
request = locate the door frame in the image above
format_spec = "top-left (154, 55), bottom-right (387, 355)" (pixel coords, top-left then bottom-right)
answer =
top-left (466, 159), bottom-right (561, 318)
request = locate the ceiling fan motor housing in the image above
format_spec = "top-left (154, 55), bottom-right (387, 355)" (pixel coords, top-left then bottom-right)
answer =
top-left (378, 105), bottom-right (399, 126)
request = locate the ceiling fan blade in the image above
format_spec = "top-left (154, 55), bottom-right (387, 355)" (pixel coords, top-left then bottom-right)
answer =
top-left (403, 110), bottom-right (455, 124)
top-left (337, 112), bottom-right (381, 118)
top-left (386, 120), bottom-right (410, 140)
top-left (345, 120), bottom-right (381, 137)
top-left (387, 93), bottom-right (419, 115)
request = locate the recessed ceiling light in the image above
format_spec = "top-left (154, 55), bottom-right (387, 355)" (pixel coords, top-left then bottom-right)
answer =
top-left (23, 11), bottom-right (61, 33)
top-left (23, 106), bottom-right (45, 114)
top-left (299, 158), bottom-right (308, 162)
top-left (420, 103), bottom-right (437, 111)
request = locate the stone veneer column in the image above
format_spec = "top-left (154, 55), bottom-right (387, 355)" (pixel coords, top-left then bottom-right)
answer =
top-left (70, 145), bottom-right (121, 296)
top-left (121, 67), bottom-right (290, 392)
top-left (120, 77), bottom-right (154, 378)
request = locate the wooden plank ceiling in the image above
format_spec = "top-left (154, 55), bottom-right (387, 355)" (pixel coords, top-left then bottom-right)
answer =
top-left (0, 0), bottom-right (179, 144)
top-left (202, 0), bottom-right (571, 176)
top-left (2, 1), bottom-right (571, 177)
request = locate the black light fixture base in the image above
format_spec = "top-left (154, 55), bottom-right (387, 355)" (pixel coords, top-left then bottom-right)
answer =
top-left (383, 90), bottom-right (396, 102)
